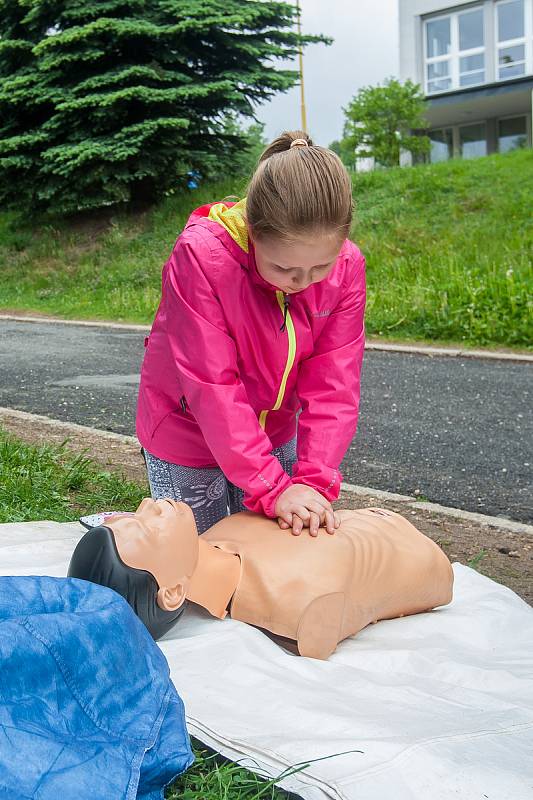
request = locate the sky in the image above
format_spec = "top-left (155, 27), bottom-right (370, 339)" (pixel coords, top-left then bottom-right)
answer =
top-left (256, 0), bottom-right (400, 147)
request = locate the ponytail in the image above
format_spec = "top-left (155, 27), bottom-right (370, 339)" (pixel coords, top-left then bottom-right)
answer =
top-left (246, 130), bottom-right (353, 242)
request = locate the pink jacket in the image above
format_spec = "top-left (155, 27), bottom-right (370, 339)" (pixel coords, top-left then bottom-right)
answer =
top-left (136, 199), bottom-right (366, 518)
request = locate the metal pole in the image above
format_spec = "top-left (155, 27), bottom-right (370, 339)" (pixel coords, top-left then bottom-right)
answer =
top-left (295, 0), bottom-right (308, 133)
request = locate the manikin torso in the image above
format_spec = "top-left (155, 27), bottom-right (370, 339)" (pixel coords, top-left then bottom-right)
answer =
top-left (187, 508), bottom-right (454, 660)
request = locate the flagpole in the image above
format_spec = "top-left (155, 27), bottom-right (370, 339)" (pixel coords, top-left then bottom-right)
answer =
top-left (295, 0), bottom-right (308, 133)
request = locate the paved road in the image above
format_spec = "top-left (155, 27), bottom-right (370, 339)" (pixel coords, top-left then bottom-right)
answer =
top-left (1, 319), bottom-right (531, 523)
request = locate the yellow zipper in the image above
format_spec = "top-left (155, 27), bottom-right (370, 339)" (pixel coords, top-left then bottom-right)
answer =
top-left (259, 291), bottom-right (297, 430)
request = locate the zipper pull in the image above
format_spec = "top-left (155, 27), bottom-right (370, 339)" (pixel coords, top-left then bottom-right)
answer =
top-left (280, 294), bottom-right (290, 333)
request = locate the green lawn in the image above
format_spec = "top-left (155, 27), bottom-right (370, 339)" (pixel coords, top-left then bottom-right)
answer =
top-left (0, 428), bottom-right (289, 799)
top-left (353, 149), bottom-right (532, 347)
top-left (0, 149), bottom-right (531, 347)
top-left (0, 429), bottom-right (147, 524)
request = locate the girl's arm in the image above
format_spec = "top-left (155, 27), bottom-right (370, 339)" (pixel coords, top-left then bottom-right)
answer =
top-left (164, 231), bottom-right (293, 518)
top-left (292, 250), bottom-right (366, 501)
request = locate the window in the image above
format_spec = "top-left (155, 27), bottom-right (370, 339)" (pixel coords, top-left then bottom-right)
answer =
top-left (498, 116), bottom-right (528, 151)
top-left (459, 8), bottom-right (485, 86)
top-left (429, 129), bottom-right (454, 162)
top-left (427, 16), bottom-right (452, 56)
top-left (496, 0), bottom-right (526, 79)
top-left (425, 6), bottom-right (485, 95)
top-left (426, 17), bottom-right (452, 92)
top-left (424, 1), bottom-right (533, 93)
top-left (459, 123), bottom-right (487, 158)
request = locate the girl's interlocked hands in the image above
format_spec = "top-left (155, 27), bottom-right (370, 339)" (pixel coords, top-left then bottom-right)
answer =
top-left (275, 484), bottom-right (340, 537)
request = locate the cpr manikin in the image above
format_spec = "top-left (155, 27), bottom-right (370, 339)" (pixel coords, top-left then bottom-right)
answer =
top-left (68, 500), bottom-right (453, 660)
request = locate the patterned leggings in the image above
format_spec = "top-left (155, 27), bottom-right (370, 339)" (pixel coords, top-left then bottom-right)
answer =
top-left (143, 439), bottom-right (297, 534)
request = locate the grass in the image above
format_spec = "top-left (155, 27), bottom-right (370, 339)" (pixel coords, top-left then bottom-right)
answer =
top-left (353, 149), bottom-right (532, 347)
top-left (170, 740), bottom-right (302, 800)
top-left (0, 149), bottom-right (531, 347)
top-left (0, 176), bottom-right (244, 326)
top-left (0, 428), bottom-right (290, 799)
top-left (0, 429), bottom-right (147, 523)
top-left (467, 549), bottom-right (487, 570)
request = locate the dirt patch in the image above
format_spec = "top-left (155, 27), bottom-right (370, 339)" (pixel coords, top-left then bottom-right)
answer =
top-left (1, 408), bottom-right (531, 606)
top-left (40, 211), bottom-right (114, 244)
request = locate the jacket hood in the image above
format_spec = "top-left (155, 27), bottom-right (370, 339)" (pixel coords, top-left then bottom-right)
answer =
top-left (185, 199), bottom-right (285, 294)
top-left (185, 198), bottom-right (249, 264)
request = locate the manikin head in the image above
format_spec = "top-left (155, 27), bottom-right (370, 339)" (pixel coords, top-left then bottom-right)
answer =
top-left (68, 498), bottom-right (199, 640)
top-left (246, 131), bottom-right (352, 294)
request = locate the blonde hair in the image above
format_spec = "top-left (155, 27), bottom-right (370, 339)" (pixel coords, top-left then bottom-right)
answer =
top-left (246, 130), bottom-right (353, 242)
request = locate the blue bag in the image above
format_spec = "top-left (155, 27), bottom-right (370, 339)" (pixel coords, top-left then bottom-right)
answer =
top-left (0, 576), bottom-right (193, 799)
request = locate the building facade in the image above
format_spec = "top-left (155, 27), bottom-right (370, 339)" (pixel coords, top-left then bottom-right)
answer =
top-left (399, 0), bottom-right (533, 161)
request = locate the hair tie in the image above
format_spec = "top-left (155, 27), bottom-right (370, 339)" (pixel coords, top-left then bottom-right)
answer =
top-left (290, 138), bottom-right (309, 149)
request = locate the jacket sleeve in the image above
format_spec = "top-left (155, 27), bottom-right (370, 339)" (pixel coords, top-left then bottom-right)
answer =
top-left (163, 232), bottom-right (292, 517)
top-left (291, 250), bottom-right (366, 501)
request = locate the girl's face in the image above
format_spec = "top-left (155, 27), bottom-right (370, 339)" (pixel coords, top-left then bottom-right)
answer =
top-left (252, 231), bottom-right (345, 294)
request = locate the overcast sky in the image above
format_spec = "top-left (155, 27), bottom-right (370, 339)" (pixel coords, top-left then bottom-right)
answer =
top-left (256, 0), bottom-right (400, 146)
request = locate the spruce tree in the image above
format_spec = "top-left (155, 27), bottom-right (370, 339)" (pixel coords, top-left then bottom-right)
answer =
top-left (0, 1), bottom-right (324, 215)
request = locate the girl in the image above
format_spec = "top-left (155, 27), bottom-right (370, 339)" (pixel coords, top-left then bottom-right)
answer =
top-left (136, 131), bottom-right (366, 536)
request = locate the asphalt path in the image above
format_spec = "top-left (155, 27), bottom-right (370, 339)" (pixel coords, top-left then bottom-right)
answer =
top-left (1, 319), bottom-right (531, 523)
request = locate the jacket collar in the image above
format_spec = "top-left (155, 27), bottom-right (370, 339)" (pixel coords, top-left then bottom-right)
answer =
top-left (187, 199), bottom-right (281, 293)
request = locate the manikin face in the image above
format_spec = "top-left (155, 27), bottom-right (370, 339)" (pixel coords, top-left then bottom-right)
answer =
top-left (252, 231), bottom-right (344, 294)
top-left (107, 498), bottom-right (199, 613)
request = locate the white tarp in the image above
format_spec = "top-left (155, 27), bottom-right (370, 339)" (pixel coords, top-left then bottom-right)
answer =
top-left (1, 520), bottom-right (533, 799)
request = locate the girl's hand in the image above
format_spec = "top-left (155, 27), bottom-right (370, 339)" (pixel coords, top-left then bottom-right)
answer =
top-left (278, 512), bottom-right (341, 536)
top-left (274, 485), bottom-right (340, 536)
